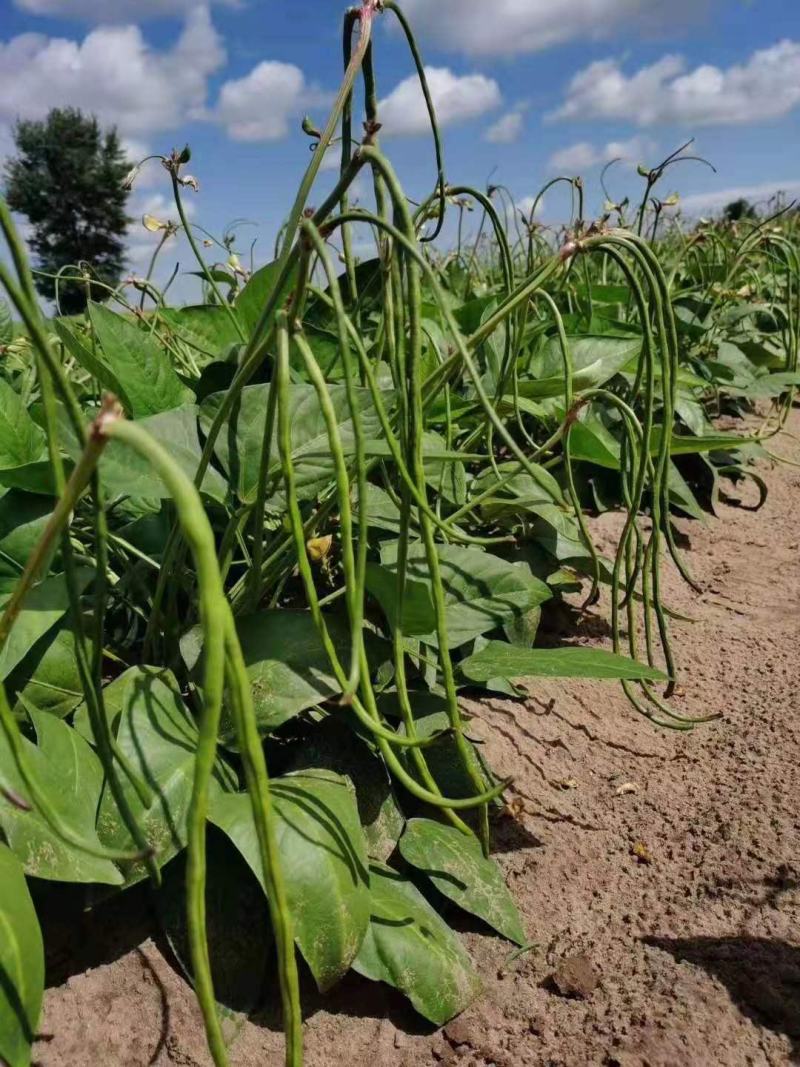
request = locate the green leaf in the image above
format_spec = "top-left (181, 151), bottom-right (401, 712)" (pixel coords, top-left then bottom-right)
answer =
top-left (0, 298), bottom-right (13, 346)
top-left (471, 459), bottom-right (565, 507)
top-left (285, 718), bottom-right (405, 862)
top-left (159, 306), bottom-right (242, 362)
top-left (352, 861), bottom-right (481, 1025)
top-left (563, 411), bottom-right (621, 470)
top-left (651, 427), bottom-right (758, 456)
top-left (0, 379), bottom-right (46, 474)
top-left (0, 842), bottom-right (44, 1067)
top-left (235, 259), bottom-right (297, 340)
top-left (385, 692), bottom-right (489, 802)
top-left (359, 483), bottom-right (404, 535)
top-left (88, 302), bottom-right (193, 418)
top-left (364, 563), bottom-right (435, 636)
top-left (523, 335), bottom-right (641, 398)
top-left (380, 543), bottom-right (551, 649)
top-left (0, 710), bottom-right (122, 884)
top-left (0, 570), bottom-right (91, 681)
top-left (53, 319), bottom-right (131, 406)
top-left (201, 382), bottom-right (382, 506)
top-left (0, 491), bottom-right (53, 580)
top-left (459, 641), bottom-right (667, 682)
top-left (731, 371), bottom-right (800, 400)
top-left (6, 624), bottom-right (83, 719)
top-left (90, 406), bottom-right (227, 504)
top-left (157, 829), bottom-right (272, 1019)
top-left (399, 818), bottom-right (526, 945)
top-left (423, 430), bottom-right (467, 505)
top-left (210, 769), bottom-right (370, 991)
top-left (183, 610), bottom-right (380, 739)
top-left (667, 462), bottom-right (706, 521)
top-left (92, 666), bottom-right (235, 886)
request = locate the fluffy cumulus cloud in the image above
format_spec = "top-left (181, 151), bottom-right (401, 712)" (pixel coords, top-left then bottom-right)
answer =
top-left (549, 136), bottom-right (655, 171)
top-left (13, 0), bottom-right (236, 20)
top-left (378, 67), bottom-right (501, 137)
top-left (0, 7), bottom-right (225, 138)
top-left (211, 62), bottom-right (329, 142)
top-left (551, 40), bottom-right (800, 126)
top-left (484, 105), bottom-right (526, 145)
top-left (398, 0), bottom-right (704, 57)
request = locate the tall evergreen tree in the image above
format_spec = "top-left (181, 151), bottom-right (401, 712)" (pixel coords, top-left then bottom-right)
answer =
top-left (3, 108), bottom-right (131, 314)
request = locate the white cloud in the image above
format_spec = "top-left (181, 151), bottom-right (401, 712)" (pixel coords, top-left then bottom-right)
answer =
top-left (551, 40), bottom-right (800, 126)
top-left (14, 0), bottom-right (237, 20)
top-left (514, 195), bottom-right (546, 222)
top-left (211, 61), bottom-right (328, 142)
top-left (378, 67), bottom-right (501, 137)
top-left (675, 180), bottom-right (800, 216)
top-left (549, 136), bottom-right (654, 171)
top-left (398, 0), bottom-right (706, 58)
top-left (485, 107), bottom-right (525, 145)
top-left (0, 7), bottom-right (225, 138)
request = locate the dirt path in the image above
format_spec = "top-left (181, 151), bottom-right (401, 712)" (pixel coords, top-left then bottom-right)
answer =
top-left (38, 412), bottom-right (800, 1067)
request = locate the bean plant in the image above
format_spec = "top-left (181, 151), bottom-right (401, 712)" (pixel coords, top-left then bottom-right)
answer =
top-left (0, 3), bottom-right (797, 1065)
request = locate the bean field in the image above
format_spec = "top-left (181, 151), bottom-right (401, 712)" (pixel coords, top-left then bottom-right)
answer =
top-left (0, 3), bottom-right (798, 1066)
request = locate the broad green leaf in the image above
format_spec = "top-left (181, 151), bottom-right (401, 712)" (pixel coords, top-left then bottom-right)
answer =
top-left (0, 491), bottom-right (53, 579)
top-left (364, 563), bottom-right (435, 636)
top-left (93, 406), bottom-right (226, 503)
top-left (0, 842), bottom-right (43, 1067)
top-left (235, 258), bottom-right (297, 339)
top-left (210, 769), bottom-right (370, 991)
top-left (183, 610), bottom-right (381, 738)
top-left (286, 718), bottom-right (405, 861)
top-left (157, 830), bottom-right (272, 1017)
top-left (0, 380), bottom-right (46, 475)
top-left (651, 427), bottom-right (758, 456)
top-left (0, 710), bottom-right (121, 884)
top-left (6, 624), bottom-right (83, 719)
top-left (353, 862), bottom-right (481, 1025)
top-left (88, 302), bottom-right (193, 417)
top-left (577, 282), bottom-right (630, 304)
top-left (423, 430), bottom-right (467, 505)
top-left (523, 335), bottom-right (641, 397)
top-left (360, 482), bottom-right (404, 535)
top-left (94, 667), bottom-right (235, 886)
top-left (54, 319), bottom-right (130, 406)
top-left (0, 570), bottom-right (91, 680)
top-left (387, 692), bottom-right (489, 802)
top-left (562, 410), bottom-right (621, 470)
top-left (158, 306), bottom-right (242, 363)
top-left (731, 371), bottom-right (800, 399)
top-left (667, 462), bottom-right (706, 521)
top-left (0, 298), bottom-right (13, 346)
top-left (471, 459), bottom-right (565, 507)
top-left (459, 641), bottom-right (667, 682)
top-left (675, 397), bottom-right (713, 438)
top-left (711, 341), bottom-right (758, 388)
top-left (399, 818), bottom-right (526, 945)
top-left (379, 543), bottom-right (551, 649)
top-left (201, 382), bottom-right (382, 506)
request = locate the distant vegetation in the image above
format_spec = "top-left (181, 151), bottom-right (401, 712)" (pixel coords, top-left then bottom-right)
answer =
top-left (3, 108), bottom-right (130, 314)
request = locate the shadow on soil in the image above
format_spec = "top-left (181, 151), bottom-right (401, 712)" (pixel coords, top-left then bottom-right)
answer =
top-left (644, 935), bottom-right (800, 1059)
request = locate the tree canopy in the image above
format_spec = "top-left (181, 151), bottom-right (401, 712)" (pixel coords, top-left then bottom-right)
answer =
top-left (3, 108), bottom-right (130, 315)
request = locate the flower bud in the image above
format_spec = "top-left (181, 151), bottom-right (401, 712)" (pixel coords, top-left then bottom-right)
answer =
top-left (302, 114), bottom-right (322, 139)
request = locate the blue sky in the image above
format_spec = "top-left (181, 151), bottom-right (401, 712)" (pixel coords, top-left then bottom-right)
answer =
top-left (1, 0), bottom-right (799, 298)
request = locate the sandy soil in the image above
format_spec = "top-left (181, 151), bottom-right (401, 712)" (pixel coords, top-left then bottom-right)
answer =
top-left (36, 411), bottom-right (800, 1067)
